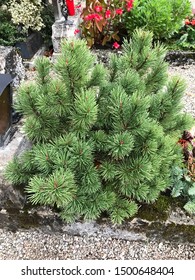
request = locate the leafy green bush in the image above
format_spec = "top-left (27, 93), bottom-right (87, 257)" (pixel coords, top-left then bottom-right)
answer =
top-left (170, 130), bottom-right (195, 214)
top-left (174, 16), bottom-right (195, 50)
top-left (171, 166), bottom-right (195, 214)
top-left (0, 6), bottom-right (23, 46)
top-left (124, 0), bottom-right (191, 41)
top-left (8, 0), bottom-right (44, 33)
top-left (0, 1), bottom-right (54, 47)
top-left (40, 1), bottom-right (55, 46)
top-left (5, 29), bottom-right (194, 224)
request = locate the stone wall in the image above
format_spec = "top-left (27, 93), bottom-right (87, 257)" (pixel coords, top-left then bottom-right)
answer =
top-left (0, 46), bottom-right (25, 89)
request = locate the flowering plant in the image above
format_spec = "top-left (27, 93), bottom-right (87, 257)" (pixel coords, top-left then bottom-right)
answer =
top-left (185, 16), bottom-right (195, 26)
top-left (176, 15), bottom-right (195, 50)
top-left (80, 0), bottom-right (134, 47)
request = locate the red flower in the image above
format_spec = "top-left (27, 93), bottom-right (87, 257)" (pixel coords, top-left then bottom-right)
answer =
top-left (95, 5), bottom-right (102, 12)
top-left (116, 8), bottom-right (123, 15)
top-left (94, 13), bottom-right (103, 21)
top-left (75, 4), bottom-right (81, 8)
top-left (84, 13), bottom-right (103, 21)
top-left (185, 19), bottom-right (191, 25)
top-left (105, 10), bottom-right (111, 19)
top-left (74, 29), bottom-right (80, 35)
top-left (113, 42), bottom-right (120, 49)
top-left (191, 19), bottom-right (195, 26)
top-left (84, 14), bottom-right (94, 21)
top-left (84, 15), bottom-right (90, 21)
top-left (126, 0), bottom-right (134, 12)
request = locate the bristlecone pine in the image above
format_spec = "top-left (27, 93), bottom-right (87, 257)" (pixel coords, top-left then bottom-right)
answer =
top-left (5, 29), bottom-right (194, 224)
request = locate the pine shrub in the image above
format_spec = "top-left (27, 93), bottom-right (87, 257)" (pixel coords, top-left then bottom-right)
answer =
top-left (5, 29), bottom-right (194, 224)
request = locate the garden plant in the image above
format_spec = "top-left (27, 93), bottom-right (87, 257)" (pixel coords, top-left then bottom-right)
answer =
top-left (5, 29), bottom-right (194, 223)
top-left (170, 130), bottom-right (195, 213)
top-left (0, 0), bottom-right (54, 47)
top-left (174, 14), bottom-right (195, 50)
top-left (0, 3), bottom-right (23, 46)
top-left (80, 0), bottom-right (134, 47)
top-left (124, 0), bottom-right (192, 42)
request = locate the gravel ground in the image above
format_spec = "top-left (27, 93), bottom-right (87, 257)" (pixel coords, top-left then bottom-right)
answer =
top-left (1, 60), bottom-right (195, 260)
top-left (0, 227), bottom-right (195, 260)
top-left (168, 64), bottom-right (195, 117)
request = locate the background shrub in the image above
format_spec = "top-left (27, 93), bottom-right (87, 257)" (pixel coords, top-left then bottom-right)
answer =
top-left (170, 130), bottom-right (195, 214)
top-left (124, 0), bottom-right (191, 41)
top-left (40, 1), bottom-right (55, 46)
top-left (173, 15), bottom-right (195, 50)
top-left (0, 0), bottom-right (54, 47)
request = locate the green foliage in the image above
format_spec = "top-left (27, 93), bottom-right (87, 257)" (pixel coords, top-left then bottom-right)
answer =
top-left (0, 6), bottom-right (24, 46)
top-left (170, 166), bottom-right (195, 214)
top-left (173, 16), bottom-right (195, 50)
top-left (5, 29), bottom-right (194, 224)
top-left (0, 1), bottom-right (54, 46)
top-left (80, 0), bottom-right (133, 47)
top-left (40, 1), bottom-right (55, 46)
top-left (170, 130), bottom-right (195, 214)
top-left (8, 0), bottom-right (44, 33)
top-left (124, 0), bottom-right (191, 41)
top-left (0, 0), bottom-right (8, 5)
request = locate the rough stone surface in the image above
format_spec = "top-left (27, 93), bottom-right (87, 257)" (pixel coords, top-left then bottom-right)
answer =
top-left (0, 181), bottom-right (26, 210)
top-left (0, 130), bottom-right (24, 173)
top-left (52, 16), bottom-right (81, 53)
top-left (0, 46), bottom-right (25, 89)
top-left (62, 221), bottom-right (146, 241)
top-left (0, 127), bottom-right (32, 210)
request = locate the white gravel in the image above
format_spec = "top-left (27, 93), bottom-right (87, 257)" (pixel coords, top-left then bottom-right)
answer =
top-left (168, 64), bottom-right (195, 117)
top-left (0, 227), bottom-right (195, 260)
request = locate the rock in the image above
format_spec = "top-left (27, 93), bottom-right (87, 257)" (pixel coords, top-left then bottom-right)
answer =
top-left (62, 221), bottom-right (146, 241)
top-left (0, 132), bottom-right (32, 210)
top-left (52, 16), bottom-right (81, 53)
top-left (0, 46), bottom-right (25, 89)
top-left (0, 179), bottom-right (26, 210)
